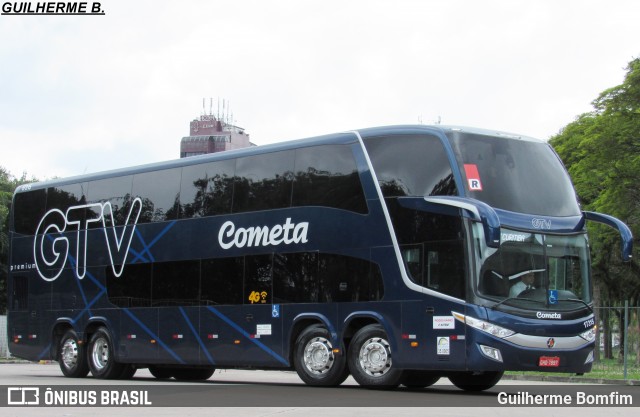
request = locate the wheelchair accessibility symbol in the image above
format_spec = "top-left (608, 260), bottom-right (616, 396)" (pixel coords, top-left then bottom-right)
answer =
top-left (272, 304), bottom-right (280, 318)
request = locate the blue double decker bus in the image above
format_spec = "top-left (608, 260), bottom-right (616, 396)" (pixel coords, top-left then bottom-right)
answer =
top-left (7, 125), bottom-right (633, 390)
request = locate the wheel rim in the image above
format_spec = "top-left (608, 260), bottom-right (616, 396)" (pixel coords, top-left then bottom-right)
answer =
top-left (358, 337), bottom-right (392, 377)
top-left (91, 336), bottom-right (109, 371)
top-left (61, 338), bottom-right (79, 370)
top-left (303, 336), bottom-right (335, 375)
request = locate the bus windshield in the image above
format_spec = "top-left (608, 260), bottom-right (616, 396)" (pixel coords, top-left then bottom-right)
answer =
top-left (476, 224), bottom-right (591, 310)
top-left (447, 131), bottom-right (581, 216)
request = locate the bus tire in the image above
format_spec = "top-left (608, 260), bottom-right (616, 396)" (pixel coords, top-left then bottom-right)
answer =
top-left (401, 371), bottom-right (440, 389)
top-left (87, 327), bottom-right (125, 379)
top-left (293, 325), bottom-right (349, 387)
top-left (448, 371), bottom-right (503, 391)
top-left (172, 367), bottom-right (215, 381)
top-left (117, 364), bottom-right (137, 380)
top-left (348, 324), bottom-right (403, 389)
top-left (58, 329), bottom-right (89, 378)
top-left (148, 366), bottom-right (174, 379)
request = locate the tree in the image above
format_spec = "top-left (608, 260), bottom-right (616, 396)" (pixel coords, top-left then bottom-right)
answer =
top-left (549, 57), bottom-right (640, 361)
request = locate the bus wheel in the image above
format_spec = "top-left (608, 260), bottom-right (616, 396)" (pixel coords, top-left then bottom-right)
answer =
top-left (172, 367), bottom-right (215, 381)
top-left (448, 371), bottom-right (504, 391)
top-left (293, 325), bottom-right (349, 386)
top-left (117, 364), bottom-right (137, 380)
top-left (148, 366), bottom-right (174, 379)
top-left (87, 327), bottom-right (124, 379)
top-left (401, 371), bottom-right (440, 389)
top-left (58, 329), bottom-right (89, 378)
top-left (348, 324), bottom-right (402, 389)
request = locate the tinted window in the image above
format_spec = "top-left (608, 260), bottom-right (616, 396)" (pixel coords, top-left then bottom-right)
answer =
top-left (152, 260), bottom-right (200, 306)
top-left (180, 159), bottom-right (235, 217)
top-left (448, 132), bottom-right (580, 216)
top-left (388, 200), bottom-right (466, 299)
top-left (201, 257), bottom-right (244, 305)
top-left (46, 183), bottom-right (88, 211)
top-left (364, 135), bottom-right (458, 197)
top-left (233, 151), bottom-right (294, 213)
top-left (132, 169), bottom-right (182, 223)
top-left (10, 275), bottom-right (28, 311)
top-left (106, 263), bottom-right (152, 307)
top-left (318, 254), bottom-right (384, 302)
top-left (46, 183), bottom-right (89, 226)
top-left (87, 175), bottom-right (134, 227)
top-left (273, 252), bottom-right (319, 303)
top-left (292, 145), bottom-right (368, 213)
top-left (12, 189), bottom-right (47, 235)
top-left (244, 254), bottom-right (272, 304)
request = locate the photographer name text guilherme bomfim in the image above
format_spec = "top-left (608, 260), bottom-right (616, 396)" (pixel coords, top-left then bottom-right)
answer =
top-left (1, 2), bottom-right (104, 15)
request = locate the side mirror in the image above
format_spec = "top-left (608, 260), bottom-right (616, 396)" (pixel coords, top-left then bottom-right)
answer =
top-left (584, 211), bottom-right (633, 262)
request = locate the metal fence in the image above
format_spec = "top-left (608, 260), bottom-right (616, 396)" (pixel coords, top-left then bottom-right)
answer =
top-left (592, 304), bottom-right (640, 379)
top-left (0, 315), bottom-right (8, 359)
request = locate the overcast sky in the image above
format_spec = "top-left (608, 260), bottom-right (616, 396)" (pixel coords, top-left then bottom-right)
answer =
top-left (1, 0), bottom-right (639, 180)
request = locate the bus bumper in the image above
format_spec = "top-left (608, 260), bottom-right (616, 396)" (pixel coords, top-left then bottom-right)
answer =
top-left (469, 332), bottom-right (595, 374)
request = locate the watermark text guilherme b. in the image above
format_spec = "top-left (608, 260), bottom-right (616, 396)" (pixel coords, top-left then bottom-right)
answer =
top-left (1, 2), bottom-right (105, 15)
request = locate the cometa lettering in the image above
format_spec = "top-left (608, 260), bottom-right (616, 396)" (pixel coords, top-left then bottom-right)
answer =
top-left (536, 312), bottom-right (562, 319)
top-left (218, 218), bottom-right (309, 249)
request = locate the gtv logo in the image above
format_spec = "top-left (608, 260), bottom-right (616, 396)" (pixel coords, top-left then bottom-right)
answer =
top-left (33, 198), bottom-right (142, 282)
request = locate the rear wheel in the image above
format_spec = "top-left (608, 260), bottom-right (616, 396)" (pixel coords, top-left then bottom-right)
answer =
top-left (293, 325), bottom-right (349, 386)
top-left (348, 324), bottom-right (403, 389)
top-left (87, 327), bottom-right (125, 379)
top-left (58, 329), bottom-right (89, 378)
top-left (448, 371), bottom-right (503, 391)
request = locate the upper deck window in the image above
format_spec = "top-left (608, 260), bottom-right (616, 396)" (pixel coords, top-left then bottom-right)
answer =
top-left (448, 132), bottom-right (580, 216)
top-left (363, 134), bottom-right (458, 197)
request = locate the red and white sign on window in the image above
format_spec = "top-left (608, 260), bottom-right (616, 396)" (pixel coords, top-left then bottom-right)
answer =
top-left (464, 164), bottom-right (483, 191)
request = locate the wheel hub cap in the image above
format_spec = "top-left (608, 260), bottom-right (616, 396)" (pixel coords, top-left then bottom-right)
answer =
top-left (61, 339), bottom-right (78, 369)
top-left (359, 337), bottom-right (392, 376)
top-left (303, 337), bottom-right (334, 374)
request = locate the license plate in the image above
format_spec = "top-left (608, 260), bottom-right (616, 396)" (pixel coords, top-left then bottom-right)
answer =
top-left (539, 356), bottom-right (560, 367)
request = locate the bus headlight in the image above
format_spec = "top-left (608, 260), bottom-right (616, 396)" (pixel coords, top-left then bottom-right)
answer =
top-left (452, 312), bottom-right (515, 338)
top-left (579, 327), bottom-right (596, 343)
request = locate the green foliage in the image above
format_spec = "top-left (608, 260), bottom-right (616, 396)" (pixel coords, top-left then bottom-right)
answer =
top-left (549, 58), bottom-right (640, 305)
top-left (0, 167), bottom-right (35, 313)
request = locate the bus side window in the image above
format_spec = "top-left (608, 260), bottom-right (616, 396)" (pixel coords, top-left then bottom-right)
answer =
top-left (11, 276), bottom-right (28, 311)
top-left (200, 257), bottom-right (244, 305)
top-left (132, 168), bottom-right (182, 223)
top-left (233, 151), bottom-right (294, 213)
top-left (244, 254), bottom-right (273, 305)
top-left (12, 189), bottom-right (47, 235)
top-left (273, 252), bottom-right (319, 303)
top-left (292, 145), bottom-right (368, 214)
top-left (180, 159), bottom-right (235, 218)
top-left (87, 175), bottom-right (133, 225)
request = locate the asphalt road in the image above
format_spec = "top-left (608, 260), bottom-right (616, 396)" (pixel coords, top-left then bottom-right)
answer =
top-left (0, 362), bottom-right (637, 416)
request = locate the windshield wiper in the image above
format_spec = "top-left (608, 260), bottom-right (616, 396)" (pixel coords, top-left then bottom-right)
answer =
top-left (560, 298), bottom-right (593, 313)
top-left (491, 297), bottom-right (545, 310)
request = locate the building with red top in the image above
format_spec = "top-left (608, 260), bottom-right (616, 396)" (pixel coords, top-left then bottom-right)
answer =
top-left (180, 102), bottom-right (254, 157)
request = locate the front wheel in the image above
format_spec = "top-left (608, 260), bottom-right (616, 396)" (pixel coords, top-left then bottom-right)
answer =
top-left (172, 367), bottom-right (215, 381)
top-left (448, 371), bottom-right (503, 391)
top-left (348, 324), bottom-right (403, 389)
top-left (87, 327), bottom-right (125, 379)
top-left (58, 329), bottom-right (89, 378)
top-left (401, 371), bottom-right (440, 389)
top-left (293, 325), bottom-right (349, 386)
